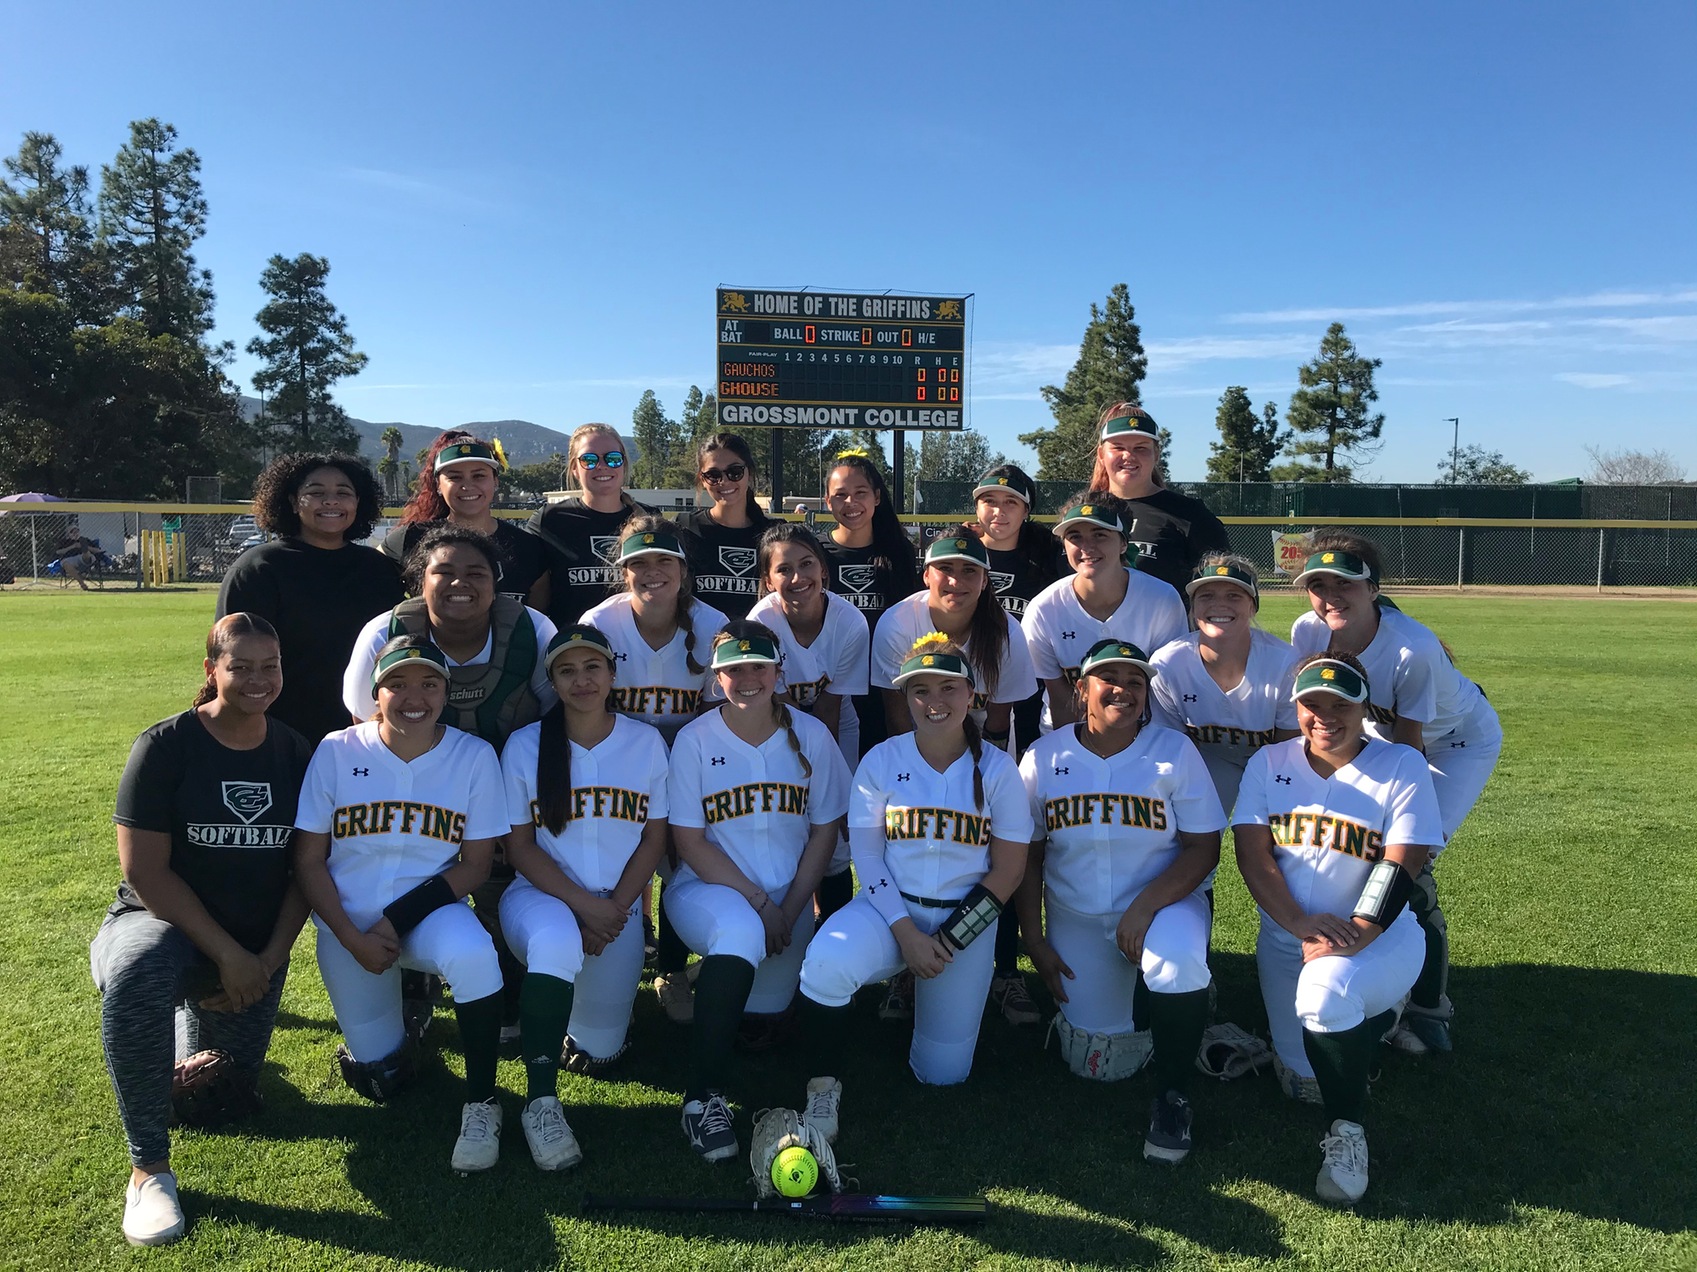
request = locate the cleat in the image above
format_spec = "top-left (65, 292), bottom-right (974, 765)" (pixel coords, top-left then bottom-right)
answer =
top-left (802, 1076), bottom-right (842, 1145)
top-left (991, 973), bottom-right (1041, 1026)
top-left (1316, 1118), bottom-right (1370, 1205)
top-left (451, 1098), bottom-right (502, 1172)
top-left (681, 1093), bottom-right (739, 1163)
top-left (1143, 1090), bottom-right (1194, 1164)
top-left (879, 970), bottom-right (914, 1022)
top-left (521, 1096), bottom-right (583, 1171)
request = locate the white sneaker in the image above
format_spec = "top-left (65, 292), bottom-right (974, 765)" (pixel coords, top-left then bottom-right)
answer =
top-left (803, 1076), bottom-right (842, 1144)
top-left (654, 972), bottom-right (694, 1024)
top-left (1316, 1118), bottom-right (1370, 1205)
top-left (123, 1171), bottom-right (186, 1246)
top-left (451, 1098), bottom-right (503, 1172)
top-left (521, 1096), bottom-right (583, 1170)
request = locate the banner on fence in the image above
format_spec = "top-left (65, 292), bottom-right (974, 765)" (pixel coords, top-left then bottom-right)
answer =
top-left (1272, 531), bottom-right (1309, 576)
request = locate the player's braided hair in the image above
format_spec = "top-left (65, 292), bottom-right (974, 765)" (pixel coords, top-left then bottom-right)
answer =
top-left (192, 612), bottom-right (280, 708)
top-left (713, 622), bottom-right (811, 777)
top-left (906, 634), bottom-right (984, 811)
top-left (619, 514), bottom-right (706, 674)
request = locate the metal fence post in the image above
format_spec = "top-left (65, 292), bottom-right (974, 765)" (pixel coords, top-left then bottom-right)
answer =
top-left (1457, 526), bottom-right (1466, 591)
top-left (1597, 528), bottom-right (1605, 591)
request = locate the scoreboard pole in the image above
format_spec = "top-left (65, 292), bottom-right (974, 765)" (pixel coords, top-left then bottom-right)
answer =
top-left (771, 430), bottom-right (785, 510)
top-left (891, 430), bottom-right (905, 514)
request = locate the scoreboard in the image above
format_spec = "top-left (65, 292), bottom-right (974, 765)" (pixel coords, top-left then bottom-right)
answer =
top-left (715, 288), bottom-right (969, 430)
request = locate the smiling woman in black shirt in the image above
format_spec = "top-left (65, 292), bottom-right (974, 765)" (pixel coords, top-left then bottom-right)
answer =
top-left (91, 614), bottom-right (314, 1247)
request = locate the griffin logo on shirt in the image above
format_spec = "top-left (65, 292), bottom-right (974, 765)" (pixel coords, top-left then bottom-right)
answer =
top-left (884, 806), bottom-right (990, 845)
top-left (1267, 812), bottom-right (1383, 860)
top-left (529, 788), bottom-right (650, 825)
top-left (702, 782), bottom-right (809, 824)
top-left (332, 801), bottom-right (467, 843)
top-left (614, 686), bottom-right (704, 716)
top-left (1044, 793), bottom-right (1168, 832)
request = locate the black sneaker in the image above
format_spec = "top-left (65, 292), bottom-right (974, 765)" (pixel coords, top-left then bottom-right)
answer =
top-left (1143, 1090), bottom-right (1193, 1164)
top-left (681, 1093), bottom-right (739, 1163)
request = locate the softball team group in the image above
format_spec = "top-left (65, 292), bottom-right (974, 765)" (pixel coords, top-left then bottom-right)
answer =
top-left (95, 405), bottom-right (1501, 1245)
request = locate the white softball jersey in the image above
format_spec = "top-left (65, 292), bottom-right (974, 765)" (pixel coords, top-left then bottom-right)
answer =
top-left (1234, 736), bottom-right (1443, 923)
top-left (1020, 571), bottom-right (1189, 729)
top-left (1018, 724), bottom-right (1226, 917)
top-left (580, 593), bottom-right (730, 743)
top-left (850, 734), bottom-right (1034, 904)
top-left (295, 721), bottom-right (509, 931)
top-left (340, 605), bottom-right (559, 723)
top-left (1290, 607), bottom-right (1496, 749)
top-left (498, 714), bottom-right (671, 895)
top-left (668, 706), bottom-right (852, 896)
top-left (869, 591), bottom-right (1038, 714)
top-left (1149, 629), bottom-right (1299, 817)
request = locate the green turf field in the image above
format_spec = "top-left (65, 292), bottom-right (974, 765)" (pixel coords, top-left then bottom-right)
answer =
top-left (2, 589), bottom-right (1693, 1270)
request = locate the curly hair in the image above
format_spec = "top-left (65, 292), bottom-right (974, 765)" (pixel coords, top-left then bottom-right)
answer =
top-left (191, 612), bottom-right (280, 708)
top-left (251, 453), bottom-right (383, 541)
top-left (399, 429), bottom-right (497, 525)
top-left (617, 514), bottom-right (706, 674)
top-left (400, 524), bottom-right (507, 597)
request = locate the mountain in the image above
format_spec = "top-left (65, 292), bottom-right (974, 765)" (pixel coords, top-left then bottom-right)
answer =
top-left (237, 398), bottom-right (586, 466)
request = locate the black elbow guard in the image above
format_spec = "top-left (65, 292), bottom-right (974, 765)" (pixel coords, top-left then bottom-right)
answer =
top-left (383, 874), bottom-right (456, 937)
top-left (939, 883), bottom-right (1003, 952)
top-left (1352, 859), bottom-right (1414, 929)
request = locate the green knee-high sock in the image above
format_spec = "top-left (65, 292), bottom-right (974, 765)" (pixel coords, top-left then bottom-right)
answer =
top-left (800, 992), bottom-right (852, 1084)
top-left (1302, 1009), bottom-right (1396, 1125)
top-left (1410, 873), bottom-right (1449, 1009)
top-left (519, 972), bottom-right (575, 1103)
top-left (1148, 988), bottom-right (1211, 1095)
top-left (686, 955), bottom-right (756, 1104)
top-left (454, 990), bottom-right (504, 1103)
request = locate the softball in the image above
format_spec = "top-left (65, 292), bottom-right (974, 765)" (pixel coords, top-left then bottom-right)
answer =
top-left (771, 1145), bottom-right (818, 1197)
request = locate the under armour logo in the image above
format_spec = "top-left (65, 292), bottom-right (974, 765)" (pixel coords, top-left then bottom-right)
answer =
top-left (353, 767), bottom-right (369, 777)
top-left (1275, 774), bottom-right (1292, 785)
top-left (612, 651), bottom-right (628, 663)
top-left (897, 773), bottom-right (910, 781)
top-left (710, 756), bottom-right (726, 766)
top-left (1451, 740), bottom-right (1467, 748)
top-left (1053, 766), bottom-right (1069, 775)
top-left (1061, 631), bottom-right (1076, 640)
top-left (1182, 694), bottom-right (1198, 702)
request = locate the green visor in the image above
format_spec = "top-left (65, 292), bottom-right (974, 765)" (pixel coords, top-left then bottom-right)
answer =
top-left (372, 637), bottom-right (450, 696)
top-left (617, 530), bottom-right (687, 564)
top-left (1292, 549), bottom-right (1375, 588)
top-left (711, 634), bottom-right (780, 668)
top-left (1078, 638), bottom-right (1155, 679)
top-left (1291, 659), bottom-right (1371, 704)
top-left (543, 625), bottom-right (615, 674)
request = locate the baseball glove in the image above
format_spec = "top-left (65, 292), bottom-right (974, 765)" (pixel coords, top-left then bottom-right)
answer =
top-left (1195, 1022), bottom-right (1274, 1082)
top-left (748, 1106), bottom-right (849, 1199)
top-left (171, 1049), bottom-right (263, 1128)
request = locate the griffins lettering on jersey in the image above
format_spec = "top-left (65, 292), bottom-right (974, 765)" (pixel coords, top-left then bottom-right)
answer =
top-left (1043, 792), bottom-right (1168, 832)
top-left (1366, 702), bottom-right (1398, 728)
top-left (883, 805), bottom-right (991, 845)
top-left (785, 674), bottom-right (830, 708)
top-left (613, 685), bottom-right (704, 716)
top-left (332, 800), bottom-right (468, 844)
top-left (701, 782), bottom-right (810, 823)
top-left (1267, 811), bottom-right (1382, 860)
top-left (529, 788), bottom-right (650, 825)
top-left (1184, 723), bottom-right (1278, 748)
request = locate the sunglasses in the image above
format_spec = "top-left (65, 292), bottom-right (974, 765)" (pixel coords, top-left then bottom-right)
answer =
top-left (700, 463), bottom-right (748, 484)
top-left (577, 450), bottom-right (625, 470)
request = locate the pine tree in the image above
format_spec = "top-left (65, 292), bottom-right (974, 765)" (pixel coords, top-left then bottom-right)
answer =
top-left (97, 119), bottom-right (215, 340)
top-left (0, 132), bottom-right (108, 322)
top-left (1206, 386), bottom-right (1285, 482)
top-left (1020, 283), bottom-right (1147, 480)
top-left (247, 253), bottom-right (366, 452)
top-left (630, 390), bottom-right (681, 488)
top-left (1275, 323), bottom-right (1384, 483)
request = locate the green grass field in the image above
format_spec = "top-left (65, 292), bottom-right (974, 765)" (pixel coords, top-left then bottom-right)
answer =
top-left (2, 589), bottom-right (1693, 1271)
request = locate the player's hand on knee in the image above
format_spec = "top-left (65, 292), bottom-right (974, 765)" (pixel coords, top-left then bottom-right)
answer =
top-left (575, 895), bottom-right (628, 949)
top-left (1290, 911), bottom-right (1357, 948)
top-left (1029, 939), bottom-right (1074, 1004)
top-left (895, 924), bottom-right (949, 979)
top-left (1115, 902), bottom-right (1156, 966)
top-left (349, 929), bottom-right (400, 975)
top-left (214, 948), bottom-right (273, 1012)
top-left (760, 904), bottom-right (792, 956)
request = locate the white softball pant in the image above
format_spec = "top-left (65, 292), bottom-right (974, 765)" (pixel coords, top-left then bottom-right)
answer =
top-left (499, 881), bottom-right (645, 1060)
top-left (1428, 702), bottom-right (1503, 844)
top-left (1255, 911), bottom-right (1423, 1079)
top-left (1045, 890), bottom-right (1213, 1036)
top-left (665, 876), bottom-right (816, 1015)
top-left (313, 903), bottom-right (501, 1063)
top-left (800, 893), bottom-right (996, 1086)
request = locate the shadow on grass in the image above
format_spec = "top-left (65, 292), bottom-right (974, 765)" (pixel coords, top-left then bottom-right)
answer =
top-left (190, 953), bottom-right (1695, 1267)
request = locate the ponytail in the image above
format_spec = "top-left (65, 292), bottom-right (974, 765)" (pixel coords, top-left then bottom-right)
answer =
top-left (962, 715), bottom-right (985, 812)
top-left (772, 698), bottom-right (813, 779)
top-left (535, 701), bottom-right (573, 835)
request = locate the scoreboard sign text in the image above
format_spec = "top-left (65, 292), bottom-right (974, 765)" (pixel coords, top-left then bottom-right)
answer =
top-left (716, 288), bottom-right (968, 429)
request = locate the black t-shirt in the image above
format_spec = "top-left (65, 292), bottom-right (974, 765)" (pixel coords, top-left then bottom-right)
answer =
top-left (821, 537), bottom-right (920, 635)
top-left (216, 538), bottom-right (404, 743)
top-left (380, 518), bottom-right (550, 604)
top-left (1122, 488), bottom-right (1232, 594)
top-left (984, 541), bottom-right (1066, 619)
top-left (674, 507), bottom-right (773, 621)
top-left (527, 498), bottom-right (652, 627)
top-left (111, 711), bottom-right (313, 953)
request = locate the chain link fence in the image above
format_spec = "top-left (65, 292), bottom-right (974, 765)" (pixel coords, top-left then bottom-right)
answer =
top-left (2, 502), bottom-right (1692, 592)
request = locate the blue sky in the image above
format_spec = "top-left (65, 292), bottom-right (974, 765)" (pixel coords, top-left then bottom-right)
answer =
top-left (5, 2), bottom-right (1694, 484)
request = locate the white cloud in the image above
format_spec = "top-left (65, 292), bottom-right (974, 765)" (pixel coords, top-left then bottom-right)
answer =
top-left (1145, 334), bottom-right (1314, 368)
top-left (1556, 372), bottom-right (1632, 389)
top-left (1227, 287), bottom-right (1697, 324)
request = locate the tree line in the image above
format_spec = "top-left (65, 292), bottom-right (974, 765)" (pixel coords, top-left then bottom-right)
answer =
top-left (1, 122), bottom-right (367, 498)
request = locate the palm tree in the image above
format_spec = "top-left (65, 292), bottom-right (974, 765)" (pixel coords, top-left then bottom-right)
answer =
top-left (377, 426), bottom-right (405, 502)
